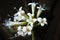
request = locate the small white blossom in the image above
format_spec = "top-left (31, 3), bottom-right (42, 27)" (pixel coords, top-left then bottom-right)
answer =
top-left (14, 7), bottom-right (25, 21)
top-left (37, 5), bottom-right (45, 18)
top-left (37, 17), bottom-right (47, 26)
top-left (17, 26), bottom-right (32, 36)
top-left (23, 27), bottom-right (27, 32)
top-left (28, 3), bottom-right (38, 16)
top-left (22, 26), bottom-right (32, 36)
top-left (27, 13), bottom-right (34, 19)
top-left (17, 26), bottom-right (26, 36)
top-left (26, 26), bottom-right (32, 35)
top-left (27, 13), bottom-right (37, 27)
top-left (14, 7), bottom-right (25, 16)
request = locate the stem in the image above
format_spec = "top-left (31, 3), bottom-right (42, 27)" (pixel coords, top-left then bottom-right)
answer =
top-left (32, 31), bottom-right (34, 40)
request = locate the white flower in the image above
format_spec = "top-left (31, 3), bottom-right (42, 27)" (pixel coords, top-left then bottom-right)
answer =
top-left (37, 17), bottom-right (47, 26)
top-left (23, 27), bottom-right (27, 32)
top-left (37, 5), bottom-right (45, 18)
top-left (27, 13), bottom-right (37, 27)
top-left (3, 18), bottom-right (13, 29)
top-left (28, 3), bottom-right (38, 16)
top-left (14, 7), bottom-right (25, 16)
top-left (26, 19), bottom-right (36, 27)
top-left (17, 26), bottom-right (26, 36)
top-left (17, 26), bottom-right (32, 36)
top-left (14, 7), bottom-right (25, 21)
top-left (26, 26), bottom-right (32, 35)
top-left (27, 13), bottom-right (33, 19)
top-left (22, 26), bottom-right (32, 36)
top-left (3, 19), bottom-right (26, 29)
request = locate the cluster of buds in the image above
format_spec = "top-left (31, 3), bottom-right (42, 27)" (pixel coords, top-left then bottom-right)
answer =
top-left (3, 2), bottom-right (47, 37)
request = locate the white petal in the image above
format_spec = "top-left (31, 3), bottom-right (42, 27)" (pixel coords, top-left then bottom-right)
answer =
top-left (19, 7), bottom-right (22, 11)
top-left (17, 32), bottom-right (20, 35)
top-left (28, 31), bottom-right (31, 35)
top-left (17, 32), bottom-right (21, 35)
top-left (28, 3), bottom-right (35, 6)
top-left (23, 27), bottom-right (26, 32)
top-left (37, 5), bottom-right (42, 9)
top-left (37, 18), bottom-right (42, 22)
top-left (14, 17), bottom-right (18, 21)
top-left (40, 23), bottom-right (44, 26)
top-left (17, 12), bottom-right (21, 16)
top-left (27, 13), bottom-right (31, 16)
top-left (17, 31), bottom-right (23, 36)
top-left (21, 10), bottom-right (25, 14)
top-left (15, 34), bottom-right (17, 37)
top-left (33, 18), bottom-right (37, 22)
top-left (14, 12), bottom-right (21, 17)
top-left (28, 26), bottom-right (33, 30)
top-left (23, 32), bottom-right (27, 36)
top-left (37, 7), bottom-right (40, 9)
top-left (9, 18), bottom-right (11, 21)
top-left (28, 3), bottom-right (38, 6)
top-left (43, 18), bottom-right (47, 22)
top-left (28, 3), bottom-right (32, 5)
top-left (17, 26), bottom-right (21, 31)
top-left (44, 22), bottom-right (47, 24)
top-left (27, 13), bottom-right (32, 19)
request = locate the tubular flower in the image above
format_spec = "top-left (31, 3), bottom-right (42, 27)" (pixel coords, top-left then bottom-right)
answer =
top-left (28, 3), bottom-right (38, 16)
top-left (37, 5), bottom-right (45, 18)
top-left (14, 7), bottom-right (25, 22)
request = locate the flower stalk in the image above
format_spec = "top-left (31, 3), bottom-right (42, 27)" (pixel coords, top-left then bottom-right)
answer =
top-left (32, 31), bottom-right (34, 40)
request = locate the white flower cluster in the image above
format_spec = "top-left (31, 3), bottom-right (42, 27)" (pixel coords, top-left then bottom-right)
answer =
top-left (17, 26), bottom-right (32, 36)
top-left (3, 2), bottom-right (47, 37)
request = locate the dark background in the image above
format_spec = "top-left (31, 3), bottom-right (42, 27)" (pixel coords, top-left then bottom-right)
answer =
top-left (0, 0), bottom-right (60, 40)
